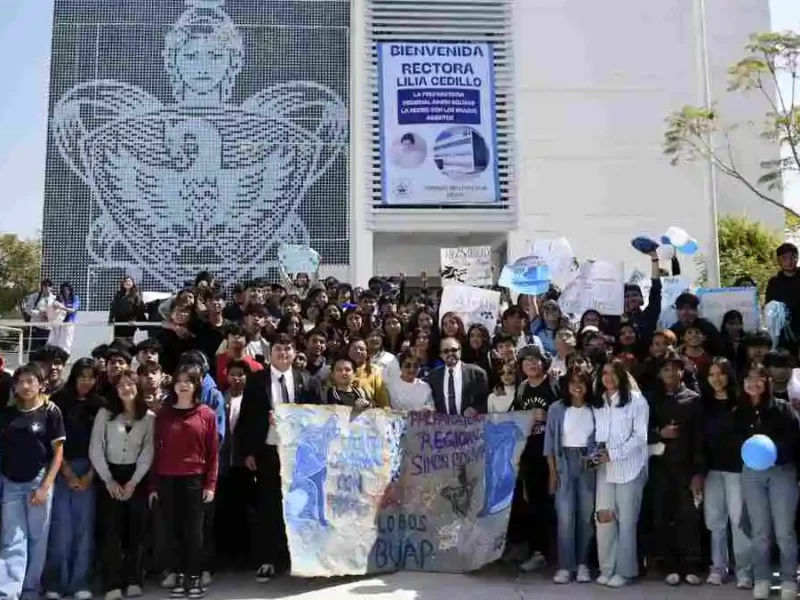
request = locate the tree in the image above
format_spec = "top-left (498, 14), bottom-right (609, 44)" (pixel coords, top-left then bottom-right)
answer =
top-left (717, 214), bottom-right (781, 295)
top-left (664, 31), bottom-right (800, 219)
top-left (0, 234), bottom-right (41, 316)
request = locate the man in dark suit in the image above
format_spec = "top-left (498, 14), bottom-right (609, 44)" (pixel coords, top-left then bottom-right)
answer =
top-left (427, 336), bottom-right (489, 416)
top-left (238, 334), bottom-right (323, 582)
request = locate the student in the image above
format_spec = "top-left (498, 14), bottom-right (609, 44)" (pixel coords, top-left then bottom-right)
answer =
top-left (137, 362), bottom-right (168, 413)
top-left (0, 364), bottom-right (66, 600)
top-left (387, 350), bottom-right (434, 411)
top-left (670, 292), bottom-right (723, 356)
top-left (647, 351), bottom-right (705, 586)
top-left (347, 338), bottom-right (390, 408)
top-left (132, 338), bottom-right (162, 372)
top-left (735, 364), bottom-right (800, 600)
top-left (487, 361), bottom-right (517, 413)
top-left (680, 322), bottom-right (713, 379)
top-left (45, 359), bottom-right (105, 600)
top-left (150, 366), bottom-right (219, 600)
top-left (215, 325), bottom-right (263, 390)
top-left (30, 346), bottom-right (70, 397)
top-left (89, 371), bottom-right (154, 600)
top-left (593, 359), bottom-right (649, 588)
top-left (325, 356), bottom-right (374, 409)
top-left (545, 365), bottom-right (596, 584)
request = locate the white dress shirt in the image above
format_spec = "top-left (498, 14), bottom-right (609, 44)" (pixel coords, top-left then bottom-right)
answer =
top-left (445, 363), bottom-right (464, 415)
top-left (266, 366), bottom-right (295, 445)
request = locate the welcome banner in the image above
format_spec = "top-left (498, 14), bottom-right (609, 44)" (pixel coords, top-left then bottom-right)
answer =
top-left (274, 405), bottom-right (533, 576)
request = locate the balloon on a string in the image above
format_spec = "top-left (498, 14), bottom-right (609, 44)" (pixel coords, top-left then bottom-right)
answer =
top-left (631, 236), bottom-right (660, 255)
top-left (661, 226), bottom-right (690, 248)
top-left (741, 434), bottom-right (777, 471)
top-left (656, 244), bottom-right (676, 262)
top-left (677, 238), bottom-right (698, 255)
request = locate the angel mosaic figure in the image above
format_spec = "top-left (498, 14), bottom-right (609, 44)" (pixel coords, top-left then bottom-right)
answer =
top-left (51, 0), bottom-right (347, 289)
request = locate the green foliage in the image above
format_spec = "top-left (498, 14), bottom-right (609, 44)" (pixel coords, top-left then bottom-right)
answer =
top-left (0, 235), bottom-right (41, 316)
top-left (717, 215), bottom-right (781, 294)
top-left (664, 30), bottom-right (800, 219)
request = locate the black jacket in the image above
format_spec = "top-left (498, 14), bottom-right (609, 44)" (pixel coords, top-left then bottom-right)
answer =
top-left (648, 384), bottom-right (706, 477)
top-left (731, 397), bottom-right (800, 468)
top-left (238, 368), bottom-right (323, 459)
top-left (670, 317), bottom-right (723, 357)
top-left (702, 394), bottom-right (741, 473)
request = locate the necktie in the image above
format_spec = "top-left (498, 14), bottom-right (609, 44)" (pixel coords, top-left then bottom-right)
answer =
top-left (278, 374), bottom-right (290, 404)
top-left (447, 368), bottom-right (457, 415)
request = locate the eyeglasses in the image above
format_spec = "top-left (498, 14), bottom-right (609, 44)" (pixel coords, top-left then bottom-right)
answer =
top-left (442, 348), bottom-right (460, 354)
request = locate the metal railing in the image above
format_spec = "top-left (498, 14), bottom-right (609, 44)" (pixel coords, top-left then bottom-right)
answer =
top-left (0, 325), bottom-right (24, 371)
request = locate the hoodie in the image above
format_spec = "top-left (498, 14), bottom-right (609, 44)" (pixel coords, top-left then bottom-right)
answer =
top-left (648, 384), bottom-right (706, 478)
top-left (200, 373), bottom-right (226, 445)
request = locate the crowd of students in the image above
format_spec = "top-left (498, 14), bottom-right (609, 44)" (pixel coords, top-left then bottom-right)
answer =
top-left (2, 242), bottom-right (800, 600)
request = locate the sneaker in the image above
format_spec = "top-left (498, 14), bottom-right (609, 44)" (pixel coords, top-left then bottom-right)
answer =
top-left (738, 578), bottom-right (754, 590)
top-left (596, 574), bottom-right (611, 586)
top-left (519, 551), bottom-right (547, 573)
top-left (187, 576), bottom-right (205, 600)
top-left (665, 573), bottom-right (681, 586)
top-left (754, 580), bottom-right (771, 600)
top-left (201, 572), bottom-right (212, 587)
top-left (45, 593), bottom-right (61, 600)
top-left (125, 585), bottom-right (142, 598)
top-left (161, 573), bottom-right (177, 589)
top-left (75, 592), bottom-right (93, 600)
top-left (707, 571), bottom-right (724, 586)
top-left (502, 542), bottom-right (529, 564)
top-left (553, 569), bottom-right (571, 584)
top-left (576, 565), bottom-right (592, 583)
top-left (685, 574), bottom-right (702, 586)
top-left (781, 581), bottom-right (797, 600)
top-left (169, 574), bottom-right (186, 598)
top-left (607, 575), bottom-right (629, 588)
top-left (256, 564), bottom-right (275, 583)
top-left (105, 591), bottom-right (123, 600)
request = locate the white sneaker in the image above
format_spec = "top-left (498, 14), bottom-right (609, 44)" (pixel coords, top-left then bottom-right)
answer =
top-left (104, 591), bottom-right (123, 600)
top-left (160, 572), bottom-right (177, 589)
top-left (519, 551), bottom-right (547, 573)
top-left (685, 574), bottom-right (702, 586)
top-left (707, 571), bottom-right (724, 586)
top-left (607, 575), bottom-right (628, 588)
top-left (596, 574), bottom-right (611, 586)
top-left (738, 578), bottom-right (754, 590)
top-left (576, 565), bottom-right (592, 583)
top-left (781, 581), bottom-right (797, 600)
top-left (201, 571), bottom-right (212, 587)
top-left (44, 593), bottom-right (61, 600)
top-left (256, 563), bottom-right (275, 583)
top-left (75, 591), bottom-right (93, 600)
top-left (553, 569), bottom-right (571, 584)
top-left (665, 573), bottom-right (681, 586)
top-left (125, 584), bottom-right (142, 598)
top-left (754, 580), bottom-right (771, 600)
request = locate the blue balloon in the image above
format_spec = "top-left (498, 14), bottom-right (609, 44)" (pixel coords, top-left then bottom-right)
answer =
top-left (631, 236), bottom-right (659, 255)
top-left (677, 239), bottom-right (699, 255)
top-left (741, 434), bottom-right (777, 471)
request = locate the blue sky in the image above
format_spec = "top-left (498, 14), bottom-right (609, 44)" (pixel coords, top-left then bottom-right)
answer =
top-left (0, 1), bottom-right (797, 238)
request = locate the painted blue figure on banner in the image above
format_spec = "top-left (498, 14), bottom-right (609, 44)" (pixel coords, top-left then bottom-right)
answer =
top-left (476, 419), bottom-right (525, 517)
top-left (50, 0), bottom-right (347, 290)
top-left (284, 415), bottom-right (340, 527)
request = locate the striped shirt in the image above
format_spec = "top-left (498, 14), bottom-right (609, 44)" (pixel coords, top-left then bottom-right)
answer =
top-left (593, 390), bottom-right (649, 484)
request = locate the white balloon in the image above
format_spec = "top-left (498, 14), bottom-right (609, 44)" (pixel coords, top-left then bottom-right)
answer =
top-left (788, 369), bottom-right (800, 401)
top-left (663, 226), bottom-right (689, 247)
top-left (657, 244), bottom-right (676, 261)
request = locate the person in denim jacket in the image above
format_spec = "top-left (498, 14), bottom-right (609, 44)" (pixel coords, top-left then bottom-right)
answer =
top-left (544, 365), bottom-right (597, 584)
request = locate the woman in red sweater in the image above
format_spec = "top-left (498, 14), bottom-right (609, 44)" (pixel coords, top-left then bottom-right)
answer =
top-left (149, 365), bottom-right (218, 600)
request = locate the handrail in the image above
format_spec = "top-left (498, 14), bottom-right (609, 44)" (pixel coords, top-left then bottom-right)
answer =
top-left (0, 325), bottom-right (24, 369)
top-left (0, 320), bottom-right (160, 329)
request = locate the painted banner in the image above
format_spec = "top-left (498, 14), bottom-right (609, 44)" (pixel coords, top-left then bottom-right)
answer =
top-left (438, 285), bottom-right (501, 332)
top-left (275, 405), bottom-right (533, 576)
top-left (377, 42), bottom-right (498, 206)
top-left (559, 260), bottom-right (625, 316)
top-left (440, 246), bottom-right (493, 287)
top-left (697, 287), bottom-right (760, 331)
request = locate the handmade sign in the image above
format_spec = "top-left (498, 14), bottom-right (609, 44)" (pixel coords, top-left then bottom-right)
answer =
top-left (278, 244), bottom-right (321, 275)
top-left (697, 287), bottom-right (760, 332)
top-left (274, 405), bottom-right (533, 576)
top-left (527, 237), bottom-right (577, 288)
top-left (438, 285), bottom-right (501, 332)
top-left (559, 260), bottom-right (625, 316)
top-left (439, 246), bottom-right (493, 287)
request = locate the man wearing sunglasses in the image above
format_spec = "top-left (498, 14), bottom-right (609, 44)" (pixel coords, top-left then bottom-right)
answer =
top-left (427, 337), bottom-right (489, 416)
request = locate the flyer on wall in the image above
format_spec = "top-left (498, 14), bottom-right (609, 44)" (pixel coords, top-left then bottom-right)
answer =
top-left (377, 42), bottom-right (499, 206)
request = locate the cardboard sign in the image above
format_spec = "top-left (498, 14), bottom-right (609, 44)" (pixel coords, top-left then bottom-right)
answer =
top-left (438, 285), bottom-right (501, 332)
top-left (275, 405), bottom-right (533, 575)
top-left (278, 244), bottom-right (321, 275)
top-left (440, 246), bottom-right (493, 287)
top-left (697, 287), bottom-right (760, 332)
top-left (559, 260), bottom-right (625, 316)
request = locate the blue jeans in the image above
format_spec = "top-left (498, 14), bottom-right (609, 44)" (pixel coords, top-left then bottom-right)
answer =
top-left (554, 448), bottom-right (595, 571)
top-left (595, 464), bottom-right (646, 580)
top-left (0, 470), bottom-right (53, 600)
top-left (742, 464), bottom-right (798, 583)
top-left (43, 459), bottom-right (95, 594)
top-left (704, 470), bottom-right (751, 580)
